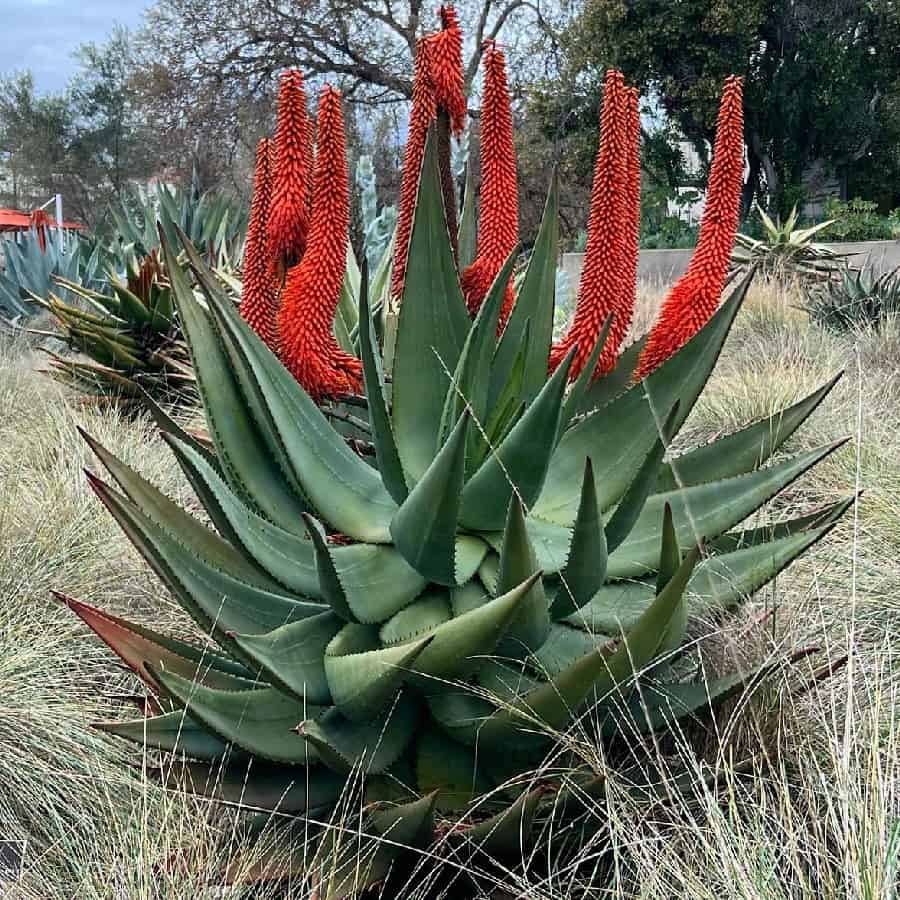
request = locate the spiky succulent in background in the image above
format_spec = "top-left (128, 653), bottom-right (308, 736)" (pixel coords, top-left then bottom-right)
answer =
top-left (802, 263), bottom-right (900, 332)
top-left (60, 99), bottom-right (852, 900)
top-left (0, 228), bottom-right (105, 319)
top-left (35, 249), bottom-right (194, 405)
top-left (356, 155), bottom-right (397, 272)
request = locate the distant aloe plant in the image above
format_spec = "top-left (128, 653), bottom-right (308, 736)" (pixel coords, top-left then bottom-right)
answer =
top-left (355, 156), bottom-right (397, 271)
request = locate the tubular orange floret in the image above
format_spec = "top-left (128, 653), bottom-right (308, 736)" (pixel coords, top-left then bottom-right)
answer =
top-left (635, 76), bottom-right (744, 381)
top-left (240, 138), bottom-right (279, 351)
top-left (461, 41), bottom-right (519, 329)
top-left (268, 70), bottom-right (312, 272)
top-left (277, 86), bottom-right (362, 401)
top-left (428, 5), bottom-right (467, 136)
top-left (549, 70), bottom-right (629, 379)
top-left (390, 38), bottom-right (438, 302)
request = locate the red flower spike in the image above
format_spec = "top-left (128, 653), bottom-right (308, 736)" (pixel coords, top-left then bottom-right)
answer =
top-left (268, 70), bottom-right (312, 273)
top-left (549, 70), bottom-right (629, 378)
top-left (391, 8), bottom-right (467, 301)
top-left (428, 5), bottom-right (467, 136)
top-left (240, 138), bottom-right (279, 351)
top-left (391, 39), bottom-right (438, 303)
top-left (277, 86), bottom-right (362, 402)
top-left (635, 76), bottom-right (744, 381)
top-left (461, 41), bottom-right (519, 329)
top-left (600, 85), bottom-right (642, 374)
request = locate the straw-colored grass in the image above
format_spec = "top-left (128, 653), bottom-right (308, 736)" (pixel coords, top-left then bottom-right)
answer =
top-left (2, 276), bottom-right (900, 898)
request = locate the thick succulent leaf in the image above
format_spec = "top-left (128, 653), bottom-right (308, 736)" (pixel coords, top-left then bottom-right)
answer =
top-left (569, 520), bottom-right (843, 633)
top-left (190, 248), bottom-right (398, 544)
top-left (81, 430), bottom-right (269, 586)
top-left (559, 315), bottom-right (613, 436)
top-left (549, 459), bottom-right (607, 620)
top-left (534, 272), bottom-right (753, 525)
top-left (358, 269), bottom-right (408, 504)
top-left (530, 623), bottom-right (613, 679)
top-left (496, 497), bottom-right (550, 656)
top-left (229, 612), bottom-right (344, 706)
top-left (710, 496), bottom-right (854, 553)
top-left (455, 535), bottom-right (490, 585)
top-left (657, 503), bottom-right (687, 654)
top-left (302, 515), bottom-right (354, 621)
top-left (490, 174), bottom-right (559, 408)
top-left (457, 156), bottom-right (478, 270)
top-left (324, 573), bottom-right (540, 692)
top-left (324, 626), bottom-right (431, 721)
top-left (416, 728), bottom-right (493, 812)
top-left (95, 709), bottom-right (239, 761)
top-left (478, 548), bottom-right (699, 749)
top-left (160, 228), bottom-right (308, 532)
top-left (152, 666), bottom-right (322, 764)
top-left (163, 433), bottom-right (245, 549)
top-left (392, 133), bottom-right (471, 484)
top-left (608, 441), bottom-right (847, 578)
top-left (88, 476), bottom-right (323, 659)
top-left (427, 690), bottom-right (496, 745)
top-left (153, 759), bottom-right (345, 814)
top-left (320, 792), bottom-right (436, 900)
top-left (379, 592), bottom-right (452, 645)
top-left (604, 403), bottom-right (678, 553)
top-left (460, 349), bottom-right (575, 531)
top-left (440, 252), bottom-right (513, 451)
top-left (59, 594), bottom-right (255, 693)
top-left (296, 693), bottom-right (418, 774)
top-left (577, 336), bottom-right (649, 414)
top-left (139, 387), bottom-right (219, 473)
top-left (458, 787), bottom-right (544, 856)
top-left (165, 438), bottom-right (426, 620)
top-left (656, 374), bottom-right (842, 492)
top-left (410, 572), bottom-right (542, 684)
top-left (477, 553), bottom-right (500, 595)
top-left (390, 411), bottom-right (469, 585)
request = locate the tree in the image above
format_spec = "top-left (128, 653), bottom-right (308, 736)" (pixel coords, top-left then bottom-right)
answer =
top-left (561, 0), bottom-right (900, 215)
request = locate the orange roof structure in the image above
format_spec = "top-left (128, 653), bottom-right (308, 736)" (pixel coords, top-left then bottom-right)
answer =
top-left (0, 208), bottom-right (85, 233)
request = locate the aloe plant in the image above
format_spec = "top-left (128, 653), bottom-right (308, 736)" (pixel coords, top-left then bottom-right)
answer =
top-left (35, 249), bottom-right (194, 405)
top-left (732, 205), bottom-right (851, 280)
top-left (56, 131), bottom-right (854, 895)
top-left (803, 264), bottom-right (900, 332)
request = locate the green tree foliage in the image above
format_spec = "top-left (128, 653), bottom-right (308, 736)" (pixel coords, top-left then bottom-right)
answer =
top-left (558, 0), bottom-right (900, 215)
top-left (0, 29), bottom-right (163, 225)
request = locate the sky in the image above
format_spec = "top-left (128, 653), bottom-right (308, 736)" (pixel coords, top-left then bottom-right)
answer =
top-left (0, 0), bottom-right (147, 94)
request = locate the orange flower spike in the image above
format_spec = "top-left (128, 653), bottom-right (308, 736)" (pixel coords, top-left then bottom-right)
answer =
top-left (461, 41), bottom-right (519, 328)
top-left (599, 85), bottom-right (642, 374)
top-left (635, 76), bottom-right (744, 381)
top-left (277, 86), bottom-right (362, 401)
top-left (240, 138), bottom-right (279, 351)
top-left (390, 37), bottom-right (437, 303)
top-left (549, 70), bottom-right (629, 378)
top-left (428, 5), bottom-right (467, 135)
top-left (268, 70), bottom-right (312, 272)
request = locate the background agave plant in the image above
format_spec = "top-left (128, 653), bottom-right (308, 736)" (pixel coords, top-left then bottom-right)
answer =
top-left (731, 205), bottom-right (851, 282)
top-left (34, 249), bottom-right (194, 406)
top-left (802, 263), bottom-right (900, 332)
top-left (59, 137), bottom-right (852, 896)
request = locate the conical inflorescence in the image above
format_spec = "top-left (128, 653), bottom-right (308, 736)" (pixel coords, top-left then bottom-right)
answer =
top-left (267, 70), bottom-right (314, 275)
top-left (390, 5), bottom-right (466, 302)
top-left (239, 138), bottom-right (279, 351)
top-left (549, 70), bottom-right (637, 379)
top-left (635, 76), bottom-right (744, 380)
top-left (277, 86), bottom-right (362, 401)
top-left (461, 41), bottom-right (519, 330)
